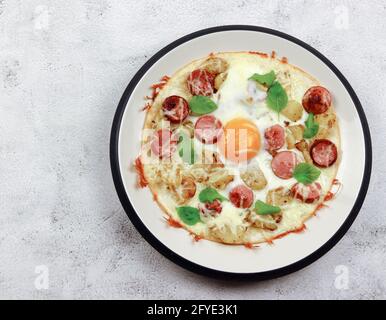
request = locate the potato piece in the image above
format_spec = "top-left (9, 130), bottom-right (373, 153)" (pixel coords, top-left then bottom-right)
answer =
top-left (286, 125), bottom-right (304, 149)
top-left (214, 72), bottom-right (227, 90)
top-left (200, 57), bottom-right (228, 74)
top-left (240, 164), bottom-right (267, 190)
top-left (172, 177), bottom-right (196, 205)
top-left (209, 222), bottom-right (247, 243)
top-left (286, 132), bottom-right (296, 150)
top-left (191, 152), bottom-right (229, 186)
top-left (288, 124), bottom-right (304, 140)
top-left (266, 187), bottom-right (292, 206)
top-left (190, 166), bottom-right (208, 184)
top-left (199, 150), bottom-right (224, 170)
top-left (250, 216), bottom-right (277, 231)
top-left (314, 112), bottom-right (336, 139)
top-left (245, 210), bottom-right (281, 231)
top-left (282, 100), bottom-right (303, 122)
top-left (169, 174), bottom-right (196, 205)
top-left (180, 176), bottom-right (196, 202)
top-left (295, 139), bottom-right (313, 163)
top-left (295, 139), bottom-right (307, 152)
top-left (208, 171), bottom-right (234, 190)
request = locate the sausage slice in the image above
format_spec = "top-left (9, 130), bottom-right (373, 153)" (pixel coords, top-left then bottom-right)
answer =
top-left (229, 185), bottom-right (254, 209)
top-left (187, 69), bottom-right (216, 96)
top-left (310, 139), bottom-right (338, 168)
top-left (150, 129), bottom-right (177, 159)
top-left (271, 151), bottom-right (300, 179)
top-left (291, 182), bottom-right (322, 203)
top-left (162, 95), bottom-right (189, 123)
top-left (302, 86), bottom-right (332, 114)
top-left (194, 115), bottom-right (223, 144)
top-left (264, 124), bottom-right (285, 151)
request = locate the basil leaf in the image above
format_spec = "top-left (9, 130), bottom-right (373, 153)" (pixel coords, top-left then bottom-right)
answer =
top-left (266, 81), bottom-right (288, 113)
top-left (254, 200), bottom-right (281, 215)
top-left (198, 187), bottom-right (227, 203)
top-left (178, 132), bottom-right (196, 164)
top-left (303, 113), bottom-right (319, 139)
top-left (189, 96), bottom-right (218, 115)
top-left (249, 71), bottom-right (276, 87)
top-left (293, 163), bottom-right (321, 185)
top-left (176, 206), bottom-right (201, 225)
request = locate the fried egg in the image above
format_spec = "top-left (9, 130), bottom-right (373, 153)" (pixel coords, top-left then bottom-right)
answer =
top-left (138, 52), bottom-right (341, 245)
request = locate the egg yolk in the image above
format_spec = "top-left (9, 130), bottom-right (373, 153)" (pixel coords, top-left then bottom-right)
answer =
top-left (219, 118), bottom-right (261, 162)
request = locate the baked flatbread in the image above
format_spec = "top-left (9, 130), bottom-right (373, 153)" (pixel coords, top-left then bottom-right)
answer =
top-left (135, 52), bottom-right (340, 245)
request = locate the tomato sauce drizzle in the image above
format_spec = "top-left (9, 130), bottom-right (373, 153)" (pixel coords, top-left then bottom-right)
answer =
top-left (134, 157), bottom-right (148, 188)
top-left (316, 203), bottom-right (327, 212)
top-left (141, 75), bottom-right (170, 111)
top-left (149, 75), bottom-right (170, 101)
top-left (141, 102), bottom-right (152, 112)
top-left (324, 192), bottom-right (334, 201)
top-left (193, 234), bottom-right (202, 242)
top-left (324, 179), bottom-right (342, 201)
top-left (312, 179), bottom-right (342, 216)
top-left (270, 224), bottom-right (307, 242)
top-left (165, 216), bottom-right (183, 228)
top-left (244, 242), bottom-right (254, 249)
top-left (248, 51), bottom-right (269, 58)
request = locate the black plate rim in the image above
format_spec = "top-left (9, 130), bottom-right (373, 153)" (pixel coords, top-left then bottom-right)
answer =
top-left (109, 25), bottom-right (372, 280)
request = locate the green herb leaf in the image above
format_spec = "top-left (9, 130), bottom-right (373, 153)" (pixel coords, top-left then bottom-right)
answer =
top-left (266, 81), bottom-right (288, 113)
top-left (176, 206), bottom-right (201, 225)
top-left (293, 163), bottom-right (321, 185)
top-left (303, 113), bottom-right (319, 139)
top-left (198, 187), bottom-right (227, 203)
top-left (249, 71), bottom-right (276, 87)
top-left (254, 200), bottom-right (281, 215)
top-left (189, 96), bottom-right (218, 115)
top-left (178, 132), bottom-right (196, 164)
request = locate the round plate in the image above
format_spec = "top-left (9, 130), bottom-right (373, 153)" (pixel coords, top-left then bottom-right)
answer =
top-left (110, 26), bottom-right (372, 280)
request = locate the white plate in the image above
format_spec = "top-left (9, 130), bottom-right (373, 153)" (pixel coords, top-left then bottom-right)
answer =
top-left (110, 26), bottom-right (372, 279)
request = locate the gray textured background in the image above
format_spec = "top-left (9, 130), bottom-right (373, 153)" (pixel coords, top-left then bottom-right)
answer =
top-left (0, 0), bottom-right (384, 299)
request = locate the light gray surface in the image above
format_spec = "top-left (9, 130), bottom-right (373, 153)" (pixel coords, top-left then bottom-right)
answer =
top-left (0, 0), bottom-right (384, 299)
